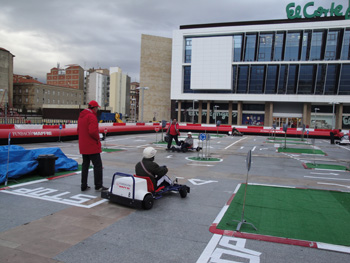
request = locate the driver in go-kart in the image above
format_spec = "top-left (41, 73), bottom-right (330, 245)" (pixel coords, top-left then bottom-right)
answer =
top-left (180, 132), bottom-right (194, 150)
top-left (135, 147), bottom-right (173, 189)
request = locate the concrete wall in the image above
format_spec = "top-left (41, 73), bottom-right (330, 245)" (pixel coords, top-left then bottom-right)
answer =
top-left (0, 48), bottom-right (14, 106)
top-left (139, 34), bottom-right (172, 122)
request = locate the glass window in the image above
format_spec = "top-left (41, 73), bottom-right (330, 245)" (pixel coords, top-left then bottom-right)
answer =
top-left (274, 33), bottom-right (284, 61)
top-left (277, 65), bottom-right (287, 94)
top-left (310, 31), bottom-right (324, 60)
top-left (183, 66), bottom-right (191, 92)
top-left (324, 64), bottom-right (339, 95)
top-left (284, 32), bottom-right (300, 61)
top-left (301, 31), bottom-right (311, 61)
top-left (341, 29), bottom-right (350, 60)
top-left (265, 65), bottom-right (278, 94)
top-left (325, 30), bottom-right (340, 60)
top-left (298, 65), bottom-right (315, 94)
top-left (184, 38), bottom-right (192, 63)
top-left (244, 34), bottom-right (256, 61)
top-left (286, 65), bottom-right (298, 94)
top-left (237, 66), bottom-right (249, 93)
top-left (258, 34), bottom-right (273, 61)
top-left (315, 64), bottom-right (326, 94)
top-left (233, 35), bottom-right (243, 62)
top-left (232, 66), bottom-right (237, 93)
top-left (249, 66), bottom-right (265, 93)
top-left (339, 64), bottom-right (350, 95)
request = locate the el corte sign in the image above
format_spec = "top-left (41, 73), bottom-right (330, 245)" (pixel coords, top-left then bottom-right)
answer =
top-left (286, 1), bottom-right (350, 19)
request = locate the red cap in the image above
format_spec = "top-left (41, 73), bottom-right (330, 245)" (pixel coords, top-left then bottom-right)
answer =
top-left (88, 100), bottom-right (100, 108)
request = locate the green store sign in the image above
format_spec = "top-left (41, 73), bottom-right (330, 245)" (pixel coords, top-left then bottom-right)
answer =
top-left (286, 1), bottom-right (350, 20)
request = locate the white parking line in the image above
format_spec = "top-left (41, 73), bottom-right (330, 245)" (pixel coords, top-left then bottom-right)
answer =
top-left (317, 182), bottom-right (350, 189)
top-left (304, 176), bottom-right (350, 181)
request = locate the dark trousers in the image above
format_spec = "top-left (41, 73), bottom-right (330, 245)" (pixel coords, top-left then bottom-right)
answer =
top-left (180, 142), bottom-right (191, 149)
top-left (167, 134), bottom-right (179, 149)
top-left (81, 153), bottom-right (103, 188)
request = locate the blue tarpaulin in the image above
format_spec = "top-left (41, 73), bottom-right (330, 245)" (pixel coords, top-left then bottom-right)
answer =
top-left (0, 145), bottom-right (78, 184)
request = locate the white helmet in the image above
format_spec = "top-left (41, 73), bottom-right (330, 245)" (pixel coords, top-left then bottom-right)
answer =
top-left (187, 132), bottom-right (192, 135)
top-left (143, 147), bottom-right (157, 158)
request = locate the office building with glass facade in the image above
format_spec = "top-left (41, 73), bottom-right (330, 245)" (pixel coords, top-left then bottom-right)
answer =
top-left (171, 17), bottom-right (350, 129)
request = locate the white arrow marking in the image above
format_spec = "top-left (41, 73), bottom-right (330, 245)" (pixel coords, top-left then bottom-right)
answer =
top-left (188, 179), bottom-right (218, 185)
top-left (252, 146), bottom-right (256, 151)
top-left (166, 155), bottom-right (173, 159)
top-left (240, 146), bottom-right (244, 150)
top-left (260, 148), bottom-right (268, 151)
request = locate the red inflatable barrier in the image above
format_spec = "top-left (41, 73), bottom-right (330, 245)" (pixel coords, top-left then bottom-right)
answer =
top-left (0, 124), bottom-right (15, 129)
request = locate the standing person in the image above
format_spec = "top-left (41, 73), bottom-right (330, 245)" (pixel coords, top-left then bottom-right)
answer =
top-left (78, 100), bottom-right (107, 192)
top-left (166, 119), bottom-right (180, 150)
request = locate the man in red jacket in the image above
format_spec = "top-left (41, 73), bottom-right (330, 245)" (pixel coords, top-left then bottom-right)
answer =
top-left (78, 100), bottom-right (107, 191)
top-left (166, 119), bottom-right (180, 150)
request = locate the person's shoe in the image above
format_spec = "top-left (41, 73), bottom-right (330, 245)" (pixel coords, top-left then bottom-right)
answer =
top-left (95, 186), bottom-right (108, 191)
top-left (81, 185), bottom-right (91, 191)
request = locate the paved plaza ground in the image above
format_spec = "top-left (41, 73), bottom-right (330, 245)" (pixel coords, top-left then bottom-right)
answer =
top-left (1, 133), bottom-right (350, 263)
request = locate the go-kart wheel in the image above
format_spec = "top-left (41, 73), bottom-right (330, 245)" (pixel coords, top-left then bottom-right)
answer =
top-left (182, 148), bottom-right (188, 153)
top-left (171, 146), bottom-right (176, 152)
top-left (179, 185), bottom-right (188, 198)
top-left (196, 147), bottom-right (200, 152)
top-left (142, 194), bottom-right (154, 210)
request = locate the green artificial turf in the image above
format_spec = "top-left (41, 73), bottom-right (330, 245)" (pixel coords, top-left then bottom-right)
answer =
top-left (217, 185), bottom-right (350, 246)
top-left (188, 157), bottom-right (221, 162)
top-left (102, 148), bottom-right (124, 152)
top-left (268, 137), bottom-right (306, 141)
top-left (278, 147), bottom-right (325, 155)
top-left (305, 163), bottom-right (349, 171)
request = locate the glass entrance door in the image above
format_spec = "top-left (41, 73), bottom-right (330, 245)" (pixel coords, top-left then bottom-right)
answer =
top-left (273, 117), bottom-right (302, 128)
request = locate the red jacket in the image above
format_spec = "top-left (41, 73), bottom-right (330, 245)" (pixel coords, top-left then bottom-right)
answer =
top-left (77, 109), bottom-right (101, 154)
top-left (167, 122), bottom-right (179, 136)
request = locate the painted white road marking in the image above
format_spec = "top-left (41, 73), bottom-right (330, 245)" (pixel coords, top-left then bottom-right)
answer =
top-left (187, 163), bottom-right (214, 167)
top-left (166, 155), bottom-right (173, 158)
top-left (2, 187), bottom-right (107, 208)
top-left (252, 146), bottom-right (256, 152)
top-left (197, 235), bottom-right (261, 263)
top-left (317, 182), bottom-right (350, 189)
top-left (188, 179), bottom-right (218, 185)
top-left (310, 172), bottom-right (339, 176)
top-left (225, 137), bottom-right (247, 150)
top-left (304, 176), bottom-right (350, 181)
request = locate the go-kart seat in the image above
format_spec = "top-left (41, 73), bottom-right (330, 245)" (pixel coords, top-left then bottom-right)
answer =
top-left (134, 175), bottom-right (165, 193)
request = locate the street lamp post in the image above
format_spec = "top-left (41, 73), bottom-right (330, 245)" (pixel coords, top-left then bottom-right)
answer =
top-left (214, 105), bottom-right (219, 122)
top-left (314, 108), bottom-right (320, 129)
top-left (329, 102), bottom-right (339, 130)
top-left (136, 87), bottom-right (149, 123)
top-left (192, 100), bottom-right (197, 124)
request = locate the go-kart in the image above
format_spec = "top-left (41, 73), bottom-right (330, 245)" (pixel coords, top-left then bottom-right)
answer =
top-left (101, 172), bottom-right (190, 210)
top-left (171, 144), bottom-right (201, 153)
top-left (336, 134), bottom-right (350, 145)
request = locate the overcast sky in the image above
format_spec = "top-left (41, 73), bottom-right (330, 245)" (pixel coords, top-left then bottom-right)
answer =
top-left (0, 0), bottom-right (348, 83)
